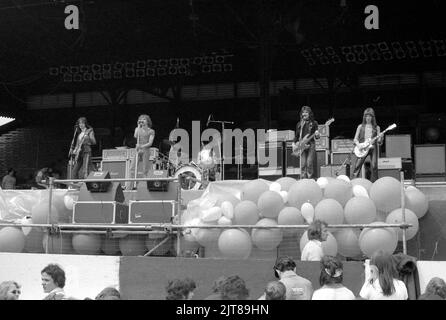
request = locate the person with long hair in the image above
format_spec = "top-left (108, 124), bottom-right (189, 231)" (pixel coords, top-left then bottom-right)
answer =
top-left (0, 281), bottom-right (21, 300)
top-left (70, 117), bottom-right (96, 179)
top-left (128, 114), bottom-right (155, 188)
top-left (301, 219), bottom-right (328, 262)
top-left (293, 106), bottom-right (320, 179)
top-left (312, 256), bottom-right (355, 300)
top-left (352, 107), bottom-right (382, 182)
top-left (359, 250), bottom-right (408, 300)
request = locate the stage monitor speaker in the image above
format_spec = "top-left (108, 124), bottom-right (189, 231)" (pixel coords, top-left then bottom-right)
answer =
top-left (415, 144), bottom-right (446, 176)
top-left (147, 170), bottom-right (169, 191)
top-left (136, 180), bottom-right (179, 201)
top-left (86, 171), bottom-right (111, 192)
top-left (73, 201), bottom-right (129, 224)
top-left (386, 134), bottom-right (412, 159)
top-left (78, 172), bottom-right (125, 203)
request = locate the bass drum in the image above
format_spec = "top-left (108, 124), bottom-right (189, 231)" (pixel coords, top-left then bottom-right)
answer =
top-left (174, 165), bottom-right (202, 191)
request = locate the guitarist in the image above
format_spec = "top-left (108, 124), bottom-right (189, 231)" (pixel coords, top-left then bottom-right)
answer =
top-left (70, 117), bottom-right (96, 179)
top-left (352, 108), bottom-right (382, 182)
top-left (293, 106), bottom-right (320, 179)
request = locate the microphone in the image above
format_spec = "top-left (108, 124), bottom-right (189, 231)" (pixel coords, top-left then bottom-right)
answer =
top-left (206, 114), bottom-right (212, 127)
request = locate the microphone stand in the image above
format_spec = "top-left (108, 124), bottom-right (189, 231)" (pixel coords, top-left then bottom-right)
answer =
top-left (134, 125), bottom-right (141, 189)
top-left (208, 119), bottom-right (234, 181)
top-left (68, 126), bottom-right (78, 179)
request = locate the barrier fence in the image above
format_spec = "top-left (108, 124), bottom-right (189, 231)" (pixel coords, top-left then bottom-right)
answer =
top-left (0, 172), bottom-right (412, 258)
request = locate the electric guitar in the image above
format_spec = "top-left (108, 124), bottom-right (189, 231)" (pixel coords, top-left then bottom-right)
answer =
top-left (70, 128), bottom-right (92, 164)
top-left (353, 123), bottom-right (397, 158)
top-left (292, 118), bottom-right (335, 157)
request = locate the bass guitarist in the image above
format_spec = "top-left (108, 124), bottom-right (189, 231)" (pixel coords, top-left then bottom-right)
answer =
top-left (293, 106), bottom-right (320, 179)
top-left (69, 117), bottom-right (96, 179)
top-left (352, 107), bottom-right (382, 182)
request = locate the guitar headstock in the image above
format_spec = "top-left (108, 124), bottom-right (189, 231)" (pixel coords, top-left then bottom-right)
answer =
top-left (325, 118), bottom-right (335, 126)
top-left (386, 123), bottom-right (397, 131)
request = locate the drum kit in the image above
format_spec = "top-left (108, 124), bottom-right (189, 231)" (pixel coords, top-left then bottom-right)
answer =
top-left (150, 139), bottom-right (220, 191)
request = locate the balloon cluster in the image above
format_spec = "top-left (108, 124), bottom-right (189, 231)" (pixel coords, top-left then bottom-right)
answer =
top-left (182, 175), bottom-right (429, 259)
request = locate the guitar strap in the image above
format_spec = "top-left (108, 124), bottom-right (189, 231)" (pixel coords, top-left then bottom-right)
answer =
top-left (299, 120), bottom-right (304, 141)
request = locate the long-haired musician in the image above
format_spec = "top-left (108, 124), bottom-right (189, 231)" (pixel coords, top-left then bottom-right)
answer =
top-left (70, 117), bottom-right (96, 179)
top-left (293, 106), bottom-right (320, 179)
top-left (352, 108), bottom-right (382, 182)
top-left (131, 114), bottom-right (155, 177)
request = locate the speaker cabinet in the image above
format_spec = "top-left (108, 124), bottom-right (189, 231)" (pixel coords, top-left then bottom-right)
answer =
top-left (73, 201), bottom-right (129, 224)
top-left (331, 152), bottom-right (355, 165)
top-left (320, 165), bottom-right (348, 178)
top-left (129, 200), bottom-right (176, 224)
top-left (415, 144), bottom-right (446, 180)
top-left (386, 134), bottom-right (412, 159)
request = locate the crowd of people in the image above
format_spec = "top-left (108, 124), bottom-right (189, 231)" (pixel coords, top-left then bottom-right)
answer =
top-left (1, 253), bottom-right (445, 300)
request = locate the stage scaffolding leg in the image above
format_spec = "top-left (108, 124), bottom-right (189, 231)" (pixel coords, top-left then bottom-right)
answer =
top-left (400, 171), bottom-right (407, 255)
top-left (176, 183), bottom-right (182, 257)
top-left (46, 177), bottom-right (55, 254)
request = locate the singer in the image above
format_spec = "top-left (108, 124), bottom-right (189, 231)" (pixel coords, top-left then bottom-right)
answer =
top-left (69, 117), bottom-right (96, 179)
top-left (293, 106), bottom-right (320, 179)
top-left (129, 114), bottom-right (155, 184)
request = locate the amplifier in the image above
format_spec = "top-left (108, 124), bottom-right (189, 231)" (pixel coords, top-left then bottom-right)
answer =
top-left (102, 148), bottom-right (136, 160)
top-left (331, 152), bottom-right (354, 165)
top-left (318, 124), bottom-right (330, 137)
top-left (258, 141), bottom-right (283, 169)
top-left (320, 165), bottom-right (349, 178)
top-left (316, 137), bottom-right (330, 150)
top-left (331, 139), bottom-right (354, 153)
top-left (73, 201), bottom-right (129, 224)
top-left (378, 157), bottom-right (402, 170)
top-left (129, 200), bottom-right (176, 224)
top-left (101, 160), bottom-right (129, 179)
top-left (265, 130), bottom-right (295, 142)
top-left (378, 169), bottom-right (401, 181)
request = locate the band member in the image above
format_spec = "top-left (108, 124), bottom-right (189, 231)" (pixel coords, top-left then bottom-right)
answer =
top-left (130, 114), bottom-right (155, 180)
top-left (70, 117), bottom-right (96, 179)
top-left (293, 106), bottom-right (320, 179)
top-left (352, 107), bottom-right (382, 182)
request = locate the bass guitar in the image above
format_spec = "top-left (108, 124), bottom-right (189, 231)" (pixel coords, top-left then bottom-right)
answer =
top-left (353, 123), bottom-right (396, 158)
top-left (292, 118), bottom-right (335, 157)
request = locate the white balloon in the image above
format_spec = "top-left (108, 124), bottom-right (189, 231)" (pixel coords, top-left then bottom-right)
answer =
top-left (220, 201), bottom-right (234, 220)
top-left (21, 216), bottom-right (33, 236)
top-left (316, 177), bottom-right (329, 189)
top-left (269, 182), bottom-right (282, 193)
top-left (301, 202), bottom-right (315, 224)
top-left (353, 185), bottom-right (369, 198)
top-left (405, 186), bottom-right (418, 192)
top-left (63, 195), bottom-right (76, 210)
top-left (337, 175), bottom-right (351, 183)
top-left (218, 216), bottom-right (232, 225)
top-left (201, 207), bottom-right (223, 222)
top-left (279, 191), bottom-right (288, 204)
top-left (184, 218), bottom-right (202, 241)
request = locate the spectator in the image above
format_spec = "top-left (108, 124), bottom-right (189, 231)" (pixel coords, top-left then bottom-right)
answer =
top-left (35, 167), bottom-right (53, 189)
top-left (95, 286), bottom-right (121, 300)
top-left (204, 276), bottom-right (227, 300)
top-left (418, 277), bottom-right (446, 300)
top-left (359, 250), bottom-right (408, 300)
top-left (301, 219), bottom-right (328, 261)
top-left (219, 275), bottom-right (249, 300)
top-left (1, 168), bottom-right (16, 190)
top-left (263, 281), bottom-right (287, 300)
top-left (312, 256), bottom-right (355, 300)
top-left (41, 263), bottom-right (66, 300)
top-left (0, 281), bottom-right (21, 300)
top-left (272, 256), bottom-right (313, 300)
top-left (166, 278), bottom-right (196, 300)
